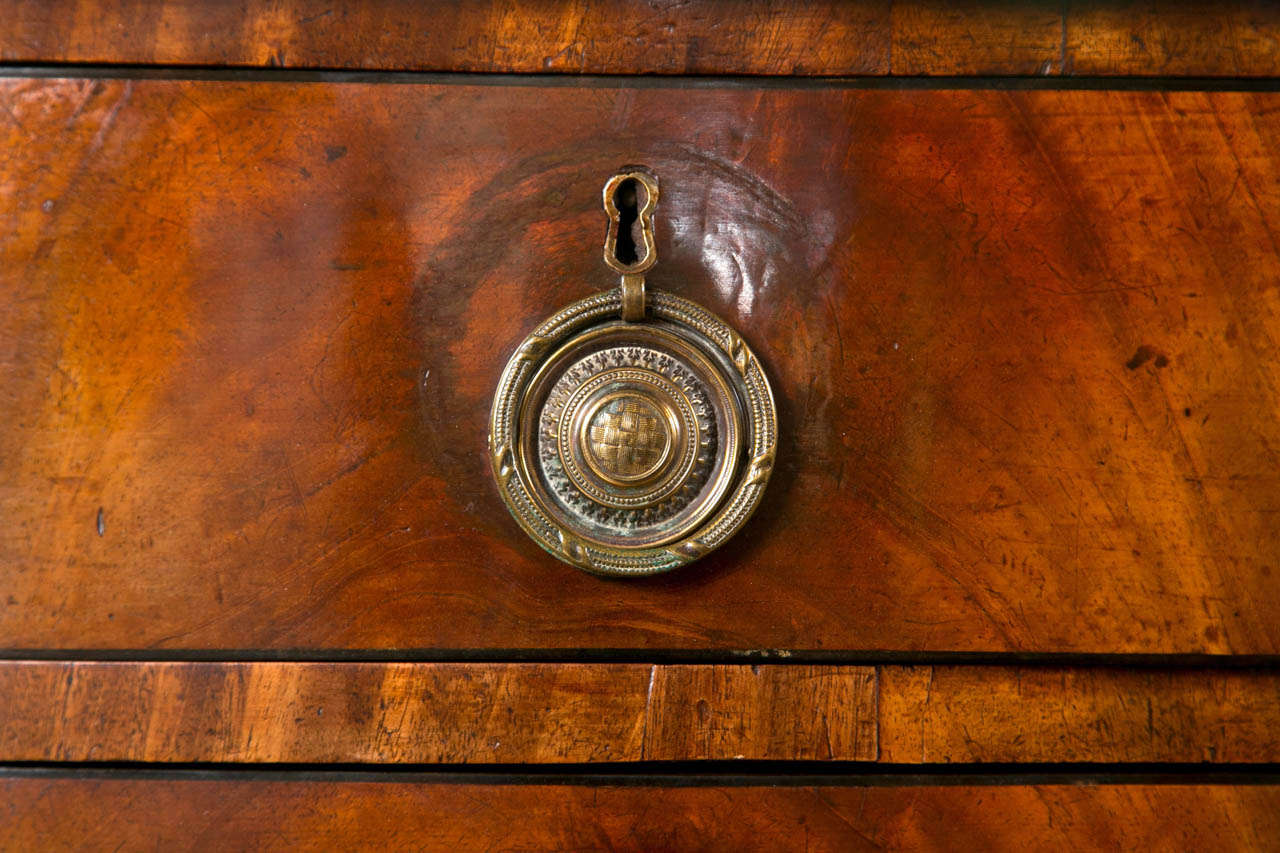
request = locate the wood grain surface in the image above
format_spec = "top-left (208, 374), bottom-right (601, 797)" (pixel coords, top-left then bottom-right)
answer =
top-left (0, 662), bottom-right (876, 763)
top-left (6, 661), bottom-right (1280, 765)
top-left (0, 0), bottom-right (893, 75)
top-left (3, 79), bottom-right (1280, 654)
top-left (891, 0), bottom-right (1063, 76)
top-left (1067, 1), bottom-right (1280, 77)
top-left (879, 665), bottom-right (1280, 763)
top-left (3, 0), bottom-right (1278, 77)
top-left (5, 777), bottom-right (1280, 851)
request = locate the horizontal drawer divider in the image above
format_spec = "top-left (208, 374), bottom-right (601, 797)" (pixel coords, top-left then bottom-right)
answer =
top-left (3, 661), bottom-right (1280, 765)
top-left (4, 1), bottom-right (1280, 81)
top-left (8, 762), bottom-right (1280, 786)
top-left (6, 648), bottom-right (1280, 668)
top-left (11, 66), bottom-right (1280, 92)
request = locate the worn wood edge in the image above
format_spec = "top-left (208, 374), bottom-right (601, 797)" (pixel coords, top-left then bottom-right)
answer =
top-left (4, 778), bottom-right (1280, 850)
top-left (0, 662), bottom-right (876, 764)
top-left (0, 0), bottom-right (895, 76)
top-left (1065, 1), bottom-right (1280, 77)
top-left (878, 666), bottom-right (1280, 764)
top-left (2, 0), bottom-right (1277, 78)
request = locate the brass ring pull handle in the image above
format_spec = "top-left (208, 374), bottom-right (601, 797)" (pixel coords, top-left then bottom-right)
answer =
top-left (489, 167), bottom-right (777, 576)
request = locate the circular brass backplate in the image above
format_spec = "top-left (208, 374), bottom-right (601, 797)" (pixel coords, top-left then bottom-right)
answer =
top-left (490, 288), bottom-right (776, 575)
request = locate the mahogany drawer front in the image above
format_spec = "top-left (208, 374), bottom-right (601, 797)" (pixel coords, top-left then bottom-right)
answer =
top-left (2, 77), bottom-right (1279, 655)
top-left (6, 774), bottom-right (1280, 851)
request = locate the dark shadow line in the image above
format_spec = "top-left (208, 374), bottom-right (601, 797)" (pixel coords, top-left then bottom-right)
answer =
top-left (4, 761), bottom-right (1280, 787)
top-left (3, 648), bottom-right (1280, 669)
top-left (3, 63), bottom-right (1280, 92)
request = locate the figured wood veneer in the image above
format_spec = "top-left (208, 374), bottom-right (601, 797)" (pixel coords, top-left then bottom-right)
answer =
top-left (3, 80), bottom-right (1280, 653)
top-left (4, 778), bottom-right (1280, 851)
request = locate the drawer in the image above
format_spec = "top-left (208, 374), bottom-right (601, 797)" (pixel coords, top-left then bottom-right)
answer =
top-left (2, 78), bottom-right (1278, 655)
top-left (5, 4), bottom-right (1280, 848)
top-left (5, 773), bottom-right (1280, 850)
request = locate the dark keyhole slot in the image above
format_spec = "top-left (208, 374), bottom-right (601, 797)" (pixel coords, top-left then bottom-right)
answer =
top-left (612, 178), bottom-right (645, 266)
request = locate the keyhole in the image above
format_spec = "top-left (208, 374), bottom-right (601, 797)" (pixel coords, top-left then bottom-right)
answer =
top-left (612, 178), bottom-right (646, 266)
